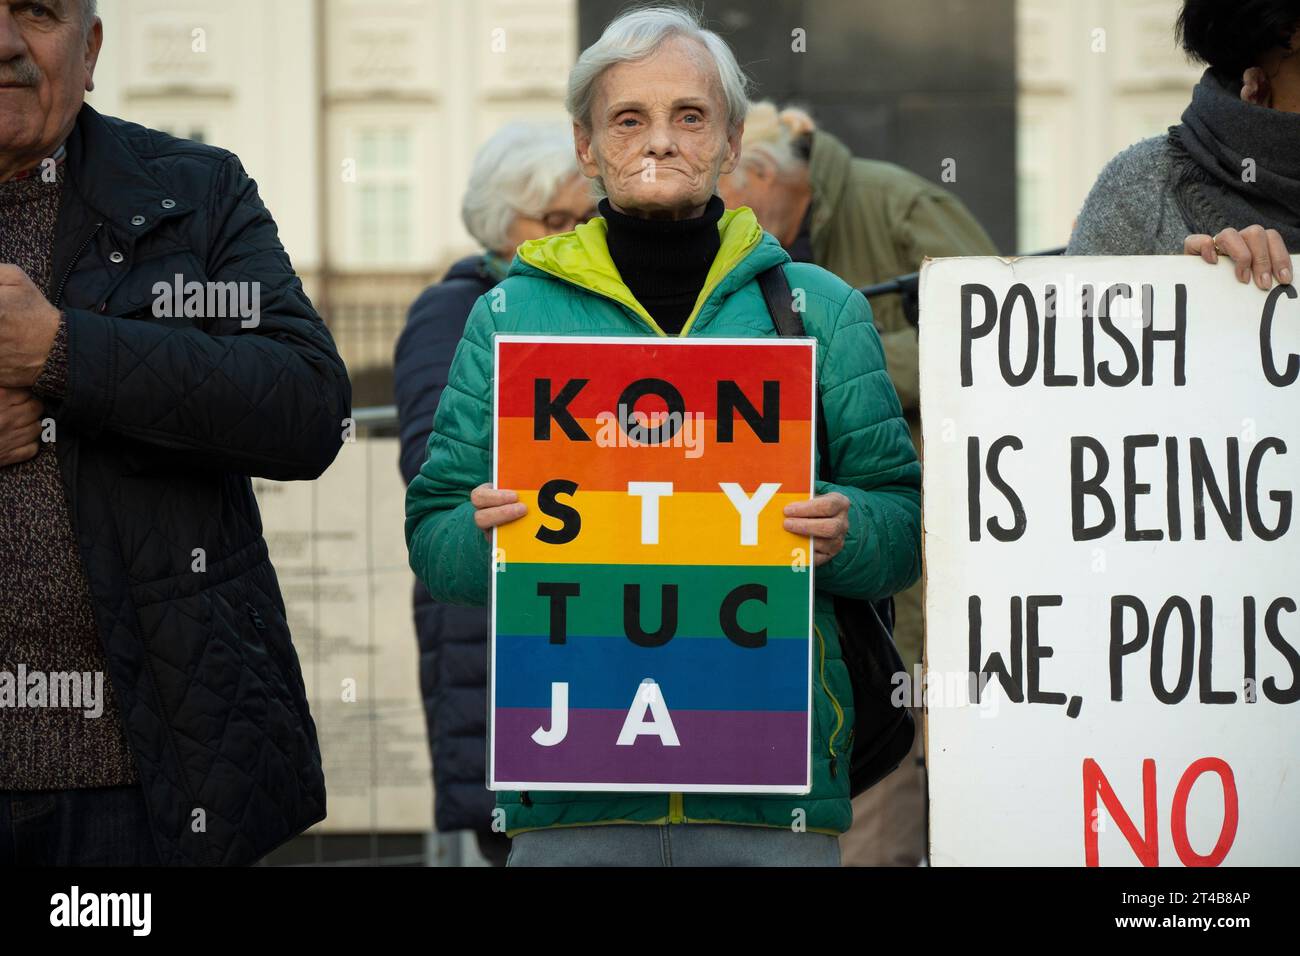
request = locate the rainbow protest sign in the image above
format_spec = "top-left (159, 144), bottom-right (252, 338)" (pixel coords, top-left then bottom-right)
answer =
top-left (488, 335), bottom-right (815, 793)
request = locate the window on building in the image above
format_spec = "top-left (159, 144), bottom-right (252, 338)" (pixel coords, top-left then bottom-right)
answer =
top-left (1016, 118), bottom-right (1046, 252)
top-left (354, 127), bottom-right (416, 266)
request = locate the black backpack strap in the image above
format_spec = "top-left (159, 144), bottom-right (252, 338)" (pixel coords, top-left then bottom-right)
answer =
top-left (757, 262), bottom-right (806, 337)
top-left (758, 264), bottom-right (833, 483)
top-left (759, 268), bottom-right (907, 796)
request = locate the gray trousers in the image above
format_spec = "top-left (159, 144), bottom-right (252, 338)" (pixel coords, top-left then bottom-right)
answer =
top-left (506, 823), bottom-right (840, 867)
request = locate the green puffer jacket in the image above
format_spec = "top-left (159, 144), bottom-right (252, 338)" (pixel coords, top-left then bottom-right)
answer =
top-left (405, 205), bottom-right (921, 837)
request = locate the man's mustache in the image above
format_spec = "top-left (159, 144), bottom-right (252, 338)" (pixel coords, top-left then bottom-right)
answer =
top-left (0, 59), bottom-right (41, 87)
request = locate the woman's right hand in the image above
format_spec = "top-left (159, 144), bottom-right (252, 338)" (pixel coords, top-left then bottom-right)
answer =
top-left (471, 483), bottom-right (528, 540)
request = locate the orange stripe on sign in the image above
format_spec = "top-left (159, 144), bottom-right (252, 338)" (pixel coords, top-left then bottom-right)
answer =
top-left (496, 417), bottom-right (813, 493)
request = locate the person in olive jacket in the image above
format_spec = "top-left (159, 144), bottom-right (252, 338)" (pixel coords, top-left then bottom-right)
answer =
top-left (0, 0), bottom-right (350, 865)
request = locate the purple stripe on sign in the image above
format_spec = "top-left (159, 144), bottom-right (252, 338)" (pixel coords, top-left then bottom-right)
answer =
top-left (493, 708), bottom-right (808, 787)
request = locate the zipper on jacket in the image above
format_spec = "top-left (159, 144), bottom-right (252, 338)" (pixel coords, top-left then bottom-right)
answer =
top-left (668, 791), bottom-right (684, 823)
top-left (815, 623), bottom-right (845, 776)
top-left (53, 222), bottom-right (104, 307)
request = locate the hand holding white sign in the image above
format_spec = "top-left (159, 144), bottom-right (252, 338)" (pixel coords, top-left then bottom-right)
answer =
top-left (1183, 225), bottom-right (1293, 289)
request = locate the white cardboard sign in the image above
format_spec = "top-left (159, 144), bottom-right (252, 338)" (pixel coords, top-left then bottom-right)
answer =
top-left (920, 256), bottom-right (1299, 866)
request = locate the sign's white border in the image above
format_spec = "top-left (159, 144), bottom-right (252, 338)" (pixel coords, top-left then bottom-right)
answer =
top-left (488, 334), bottom-right (817, 794)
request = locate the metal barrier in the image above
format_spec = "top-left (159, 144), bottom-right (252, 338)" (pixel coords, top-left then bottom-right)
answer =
top-left (351, 404), bottom-right (399, 429)
top-left (859, 247), bottom-right (1066, 327)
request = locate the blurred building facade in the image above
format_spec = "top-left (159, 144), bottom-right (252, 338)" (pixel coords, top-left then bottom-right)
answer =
top-left (88, 0), bottom-right (1201, 401)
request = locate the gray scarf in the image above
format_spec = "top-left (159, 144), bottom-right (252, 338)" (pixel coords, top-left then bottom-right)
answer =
top-left (1168, 68), bottom-right (1300, 248)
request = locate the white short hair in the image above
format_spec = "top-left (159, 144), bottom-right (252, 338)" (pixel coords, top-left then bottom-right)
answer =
top-left (728, 100), bottom-right (816, 187)
top-left (461, 123), bottom-right (583, 254)
top-left (567, 5), bottom-right (751, 133)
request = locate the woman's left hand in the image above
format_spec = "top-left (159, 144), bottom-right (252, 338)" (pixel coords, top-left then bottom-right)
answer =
top-left (1184, 226), bottom-right (1293, 290)
top-left (784, 492), bottom-right (851, 566)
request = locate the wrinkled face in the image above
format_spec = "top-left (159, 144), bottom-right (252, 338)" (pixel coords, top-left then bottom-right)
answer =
top-left (0, 0), bottom-right (101, 174)
top-left (501, 173), bottom-right (597, 259)
top-left (575, 36), bottom-right (741, 220)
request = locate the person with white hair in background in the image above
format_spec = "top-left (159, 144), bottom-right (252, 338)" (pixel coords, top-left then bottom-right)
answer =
top-left (406, 6), bottom-right (922, 867)
top-left (394, 122), bottom-right (594, 866)
top-left (718, 101), bottom-right (998, 867)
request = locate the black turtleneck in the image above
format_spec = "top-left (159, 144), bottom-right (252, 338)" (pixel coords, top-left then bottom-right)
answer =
top-left (600, 195), bottom-right (724, 335)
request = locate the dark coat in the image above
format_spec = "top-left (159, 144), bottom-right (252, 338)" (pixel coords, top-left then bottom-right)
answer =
top-left (44, 105), bottom-right (351, 864)
top-left (394, 255), bottom-right (495, 833)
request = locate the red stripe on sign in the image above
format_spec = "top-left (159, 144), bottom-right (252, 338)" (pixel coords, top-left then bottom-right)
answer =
top-left (496, 338), bottom-right (814, 420)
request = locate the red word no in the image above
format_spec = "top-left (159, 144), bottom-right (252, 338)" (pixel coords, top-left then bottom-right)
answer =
top-left (1082, 757), bottom-right (1239, 867)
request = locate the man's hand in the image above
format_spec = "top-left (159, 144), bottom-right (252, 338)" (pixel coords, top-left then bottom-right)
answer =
top-left (470, 483), bottom-right (528, 541)
top-left (784, 492), bottom-right (851, 566)
top-left (0, 387), bottom-right (44, 467)
top-left (0, 264), bottom-right (62, 388)
top-left (1184, 227), bottom-right (1294, 290)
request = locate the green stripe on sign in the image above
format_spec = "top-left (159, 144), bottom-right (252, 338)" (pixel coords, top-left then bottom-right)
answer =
top-left (494, 562), bottom-right (811, 641)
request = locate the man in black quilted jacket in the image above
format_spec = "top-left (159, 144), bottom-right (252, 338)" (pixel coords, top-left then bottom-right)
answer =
top-left (0, 0), bottom-right (350, 864)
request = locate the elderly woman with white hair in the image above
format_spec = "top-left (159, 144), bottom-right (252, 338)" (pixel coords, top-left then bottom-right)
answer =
top-left (406, 6), bottom-right (922, 867)
top-left (394, 122), bottom-right (593, 866)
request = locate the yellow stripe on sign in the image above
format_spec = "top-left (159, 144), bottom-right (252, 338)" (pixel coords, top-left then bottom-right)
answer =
top-left (496, 488), bottom-right (810, 566)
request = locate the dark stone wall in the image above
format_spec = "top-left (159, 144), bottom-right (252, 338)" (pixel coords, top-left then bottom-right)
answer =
top-left (578, 0), bottom-right (1018, 256)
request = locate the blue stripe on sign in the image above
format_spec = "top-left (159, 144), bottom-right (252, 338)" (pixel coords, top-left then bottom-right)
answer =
top-left (493, 633), bottom-right (810, 711)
